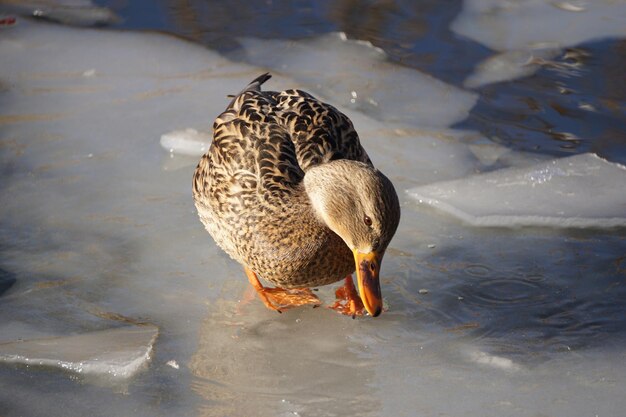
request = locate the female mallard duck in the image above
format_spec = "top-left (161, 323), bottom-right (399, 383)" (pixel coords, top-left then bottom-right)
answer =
top-left (193, 73), bottom-right (400, 317)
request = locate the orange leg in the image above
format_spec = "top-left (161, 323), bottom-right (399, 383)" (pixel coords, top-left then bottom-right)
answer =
top-left (244, 267), bottom-right (321, 313)
top-left (328, 275), bottom-right (366, 318)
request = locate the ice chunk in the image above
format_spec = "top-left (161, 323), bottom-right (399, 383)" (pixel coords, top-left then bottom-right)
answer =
top-left (467, 350), bottom-right (522, 372)
top-left (451, 0), bottom-right (626, 52)
top-left (0, 0), bottom-right (119, 26)
top-left (408, 153), bottom-right (626, 228)
top-left (463, 49), bottom-right (559, 88)
top-left (160, 128), bottom-right (212, 156)
top-left (468, 142), bottom-right (552, 169)
top-left (453, 0), bottom-right (623, 87)
top-left (233, 33), bottom-right (477, 128)
top-left (346, 117), bottom-right (486, 188)
top-left (0, 325), bottom-right (158, 380)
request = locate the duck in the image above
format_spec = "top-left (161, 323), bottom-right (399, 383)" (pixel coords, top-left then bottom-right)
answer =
top-left (193, 73), bottom-right (400, 317)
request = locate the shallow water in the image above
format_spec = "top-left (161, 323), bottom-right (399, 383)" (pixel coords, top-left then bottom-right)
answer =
top-left (1, 2), bottom-right (626, 417)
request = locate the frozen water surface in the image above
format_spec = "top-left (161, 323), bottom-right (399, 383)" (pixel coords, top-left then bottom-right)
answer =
top-left (409, 153), bottom-right (626, 228)
top-left (0, 13), bottom-right (625, 417)
top-left (0, 0), bottom-right (118, 26)
top-left (0, 325), bottom-right (158, 380)
top-left (232, 33), bottom-right (478, 128)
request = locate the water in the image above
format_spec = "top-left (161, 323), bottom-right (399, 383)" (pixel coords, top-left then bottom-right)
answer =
top-left (106, 0), bottom-right (626, 163)
top-left (1, 1), bottom-right (625, 416)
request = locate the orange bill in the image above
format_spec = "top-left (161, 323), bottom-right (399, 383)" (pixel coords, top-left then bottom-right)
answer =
top-left (353, 249), bottom-right (383, 317)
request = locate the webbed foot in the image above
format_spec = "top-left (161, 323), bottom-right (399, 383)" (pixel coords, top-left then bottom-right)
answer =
top-left (245, 267), bottom-right (321, 312)
top-left (328, 275), bottom-right (366, 318)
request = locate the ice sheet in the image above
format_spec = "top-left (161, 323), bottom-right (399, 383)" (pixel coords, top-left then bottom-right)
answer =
top-left (0, 18), bottom-right (258, 395)
top-left (451, 0), bottom-right (626, 52)
top-left (408, 153), bottom-right (626, 228)
top-left (233, 33), bottom-right (478, 128)
top-left (1, 16), bottom-right (625, 417)
top-left (0, 326), bottom-right (158, 379)
top-left (160, 128), bottom-right (212, 156)
top-left (463, 48), bottom-right (559, 88)
top-left (453, 0), bottom-right (626, 87)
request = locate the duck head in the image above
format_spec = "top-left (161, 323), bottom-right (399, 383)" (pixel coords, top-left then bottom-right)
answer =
top-left (304, 159), bottom-right (401, 317)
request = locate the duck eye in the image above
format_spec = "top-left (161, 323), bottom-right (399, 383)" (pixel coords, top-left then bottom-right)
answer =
top-left (363, 215), bottom-right (372, 227)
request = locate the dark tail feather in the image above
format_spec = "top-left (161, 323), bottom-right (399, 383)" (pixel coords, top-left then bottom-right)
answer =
top-left (245, 72), bottom-right (272, 91)
top-left (226, 72), bottom-right (272, 108)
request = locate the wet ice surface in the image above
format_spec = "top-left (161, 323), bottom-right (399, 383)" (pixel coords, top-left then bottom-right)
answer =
top-left (409, 153), bottom-right (626, 227)
top-left (0, 17), bottom-right (625, 417)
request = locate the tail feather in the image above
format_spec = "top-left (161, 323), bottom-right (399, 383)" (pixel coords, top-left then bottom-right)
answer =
top-left (226, 72), bottom-right (272, 108)
top-left (245, 72), bottom-right (272, 92)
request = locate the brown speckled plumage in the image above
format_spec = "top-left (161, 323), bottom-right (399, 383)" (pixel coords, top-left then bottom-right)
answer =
top-left (193, 73), bottom-right (400, 289)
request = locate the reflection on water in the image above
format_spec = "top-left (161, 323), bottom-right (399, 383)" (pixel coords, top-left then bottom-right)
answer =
top-left (463, 263), bottom-right (491, 277)
top-left (190, 300), bottom-right (380, 417)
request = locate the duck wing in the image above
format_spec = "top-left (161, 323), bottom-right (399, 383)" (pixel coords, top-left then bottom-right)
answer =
top-left (193, 73), bottom-right (370, 211)
top-left (194, 74), bottom-right (303, 214)
top-left (274, 88), bottom-right (371, 171)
